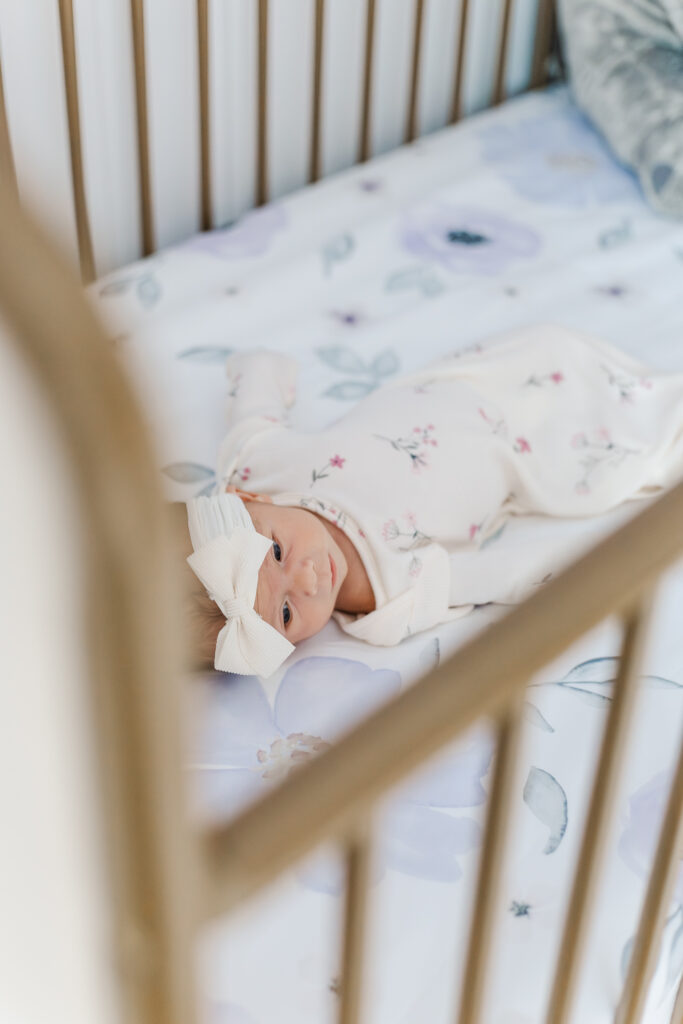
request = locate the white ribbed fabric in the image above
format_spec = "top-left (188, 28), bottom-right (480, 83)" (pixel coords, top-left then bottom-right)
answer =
top-left (186, 494), bottom-right (295, 677)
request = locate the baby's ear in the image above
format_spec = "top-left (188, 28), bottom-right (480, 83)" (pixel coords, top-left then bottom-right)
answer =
top-left (225, 484), bottom-right (273, 504)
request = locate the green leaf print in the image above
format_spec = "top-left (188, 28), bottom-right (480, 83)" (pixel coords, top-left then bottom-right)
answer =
top-left (137, 274), bottom-right (162, 308)
top-left (324, 380), bottom-right (377, 401)
top-left (523, 767), bottom-right (568, 854)
top-left (317, 346), bottom-right (368, 374)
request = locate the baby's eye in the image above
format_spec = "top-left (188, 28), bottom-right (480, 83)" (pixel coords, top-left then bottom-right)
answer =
top-left (272, 541), bottom-right (282, 562)
top-left (283, 601), bottom-right (291, 627)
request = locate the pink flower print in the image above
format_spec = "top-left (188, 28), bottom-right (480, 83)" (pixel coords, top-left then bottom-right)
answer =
top-left (227, 466), bottom-right (252, 487)
top-left (374, 425), bottom-right (438, 471)
top-left (228, 371), bottom-right (242, 398)
top-left (478, 406), bottom-right (507, 437)
top-left (311, 454), bottom-right (347, 486)
top-left (514, 437), bottom-right (531, 453)
top-left (469, 523), bottom-right (482, 542)
top-left (572, 428), bottom-right (640, 492)
top-left (381, 513), bottom-right (433, 551)
top-left (600, 363), bottom-right (646, 402)
top-left (639, 377), bottom-right (653, 390)
top-left (525, 370), bottom-right (565, 388)
top-left (450, 342), bottom-right (484, 360)
top-left (408, 556), bottom-right (422, 579)
top-left (382, 519), bottom-right (400, 541)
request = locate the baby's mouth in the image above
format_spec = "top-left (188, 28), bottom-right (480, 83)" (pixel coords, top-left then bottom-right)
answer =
top-left (329, 555), bottom-right (336, 589)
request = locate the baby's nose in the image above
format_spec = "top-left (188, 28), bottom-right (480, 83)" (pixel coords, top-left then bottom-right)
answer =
top-left (294, 558), bottom-right (317, 596)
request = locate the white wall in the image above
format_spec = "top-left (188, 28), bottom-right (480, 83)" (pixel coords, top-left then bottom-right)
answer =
top-left (0, 0), bottom-right (540, 273)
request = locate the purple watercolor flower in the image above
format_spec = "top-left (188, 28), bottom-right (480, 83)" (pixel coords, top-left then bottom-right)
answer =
top-left (192, 657), bottom-right (491, 886)
top-left (182, 204), bottom-right (288, 261)
top-left (330, 309), bottom-right (365, 327)
top-left (478, 108), bottom-right (640, 206)
top-left (358, 178), bottom-right (383, 193)
top-left (399, 202), bottom-right (541, 276)
top-left (619, 770), bottom-right (683, 904)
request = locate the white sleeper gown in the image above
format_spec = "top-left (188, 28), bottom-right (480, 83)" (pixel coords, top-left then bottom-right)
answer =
top-left (215, 324), bottom-right (683, 646)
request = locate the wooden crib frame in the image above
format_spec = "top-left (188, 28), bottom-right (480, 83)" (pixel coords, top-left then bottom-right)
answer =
top-left (2, 3), bottom-right (683, 1023)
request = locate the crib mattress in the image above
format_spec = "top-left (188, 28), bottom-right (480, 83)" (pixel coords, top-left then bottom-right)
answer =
top-left (96, 84), bottom-right (683, 1024)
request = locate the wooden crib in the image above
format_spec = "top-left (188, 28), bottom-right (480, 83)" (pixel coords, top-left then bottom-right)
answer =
top-left (2, 3), bottom-right (683, 1023)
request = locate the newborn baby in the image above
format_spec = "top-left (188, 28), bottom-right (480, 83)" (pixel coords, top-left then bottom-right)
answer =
top-left (179, 323), bottom-right (683, 677)
top-left (232, 487), bottom-right (375, 643)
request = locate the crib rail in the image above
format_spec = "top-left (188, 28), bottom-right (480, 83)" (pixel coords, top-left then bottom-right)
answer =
top-left (0, 0), bottom-right (558, 282)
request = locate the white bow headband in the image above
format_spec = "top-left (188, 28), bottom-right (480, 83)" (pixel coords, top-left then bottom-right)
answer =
top-left (186, 494), bottom-right (295, 677)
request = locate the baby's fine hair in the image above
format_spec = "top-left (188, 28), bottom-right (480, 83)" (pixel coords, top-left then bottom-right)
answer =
top-left (169, 501), bottom-right (225, 670)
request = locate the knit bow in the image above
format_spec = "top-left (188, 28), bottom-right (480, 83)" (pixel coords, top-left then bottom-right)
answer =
top-left (186, 527), bottom-right (295, 677)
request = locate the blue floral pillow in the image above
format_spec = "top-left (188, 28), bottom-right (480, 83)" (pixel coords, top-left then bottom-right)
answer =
top-left (557, 0), bottom-right (683, 217)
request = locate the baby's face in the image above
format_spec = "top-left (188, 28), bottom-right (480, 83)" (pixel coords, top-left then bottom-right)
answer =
top-left (244, 502), bottom-right (348, 644)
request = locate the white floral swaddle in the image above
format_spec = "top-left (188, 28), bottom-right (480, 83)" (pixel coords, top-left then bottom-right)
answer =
top-left (215, 323), bottom-right (683, 644)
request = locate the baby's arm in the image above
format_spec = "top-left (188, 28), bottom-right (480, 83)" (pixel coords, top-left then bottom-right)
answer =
top-left (224, 349), bottom-right (298, 429)
top-left (216, 349), bottom-right (298, 493)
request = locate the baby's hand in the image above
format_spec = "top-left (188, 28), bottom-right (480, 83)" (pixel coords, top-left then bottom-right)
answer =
top-left (225, 484), bottom-right (273, 504)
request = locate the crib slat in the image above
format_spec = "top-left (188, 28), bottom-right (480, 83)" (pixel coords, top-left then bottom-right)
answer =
top-left (531, 0), bottom-right (556, 89)
top-left (0, 52), bottom-right (18, 203)
top-left (57, 0), bottom-right (96, 282)
top-left (545, 594), bottom-right (655, 1024)
top-left (616, 733), bottom-right (683, 1024)
top-left (309, 0), bottom-right (325, 183)
top-left (130, 0), bottom-right (155, 255)
top-left (197, 0), bottom-right (212, 230)
top-left (450, 0), bottom-right (470, 123)
top-left (455, 697), bottom-right (525, 1024)
top-left (405, 0), bottom-right (426, 143)
top-left (358, 0), bottom-right (377, 162)
top-left (256, 0), bottom-right (269, 204)
top-left (492, 0), bottom-right (514, 106)
top-left (339, 821), bottom-right (372, 1024)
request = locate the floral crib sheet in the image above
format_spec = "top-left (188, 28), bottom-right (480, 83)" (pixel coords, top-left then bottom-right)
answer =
top-left (94, 84), bottom-right (683, 1023)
